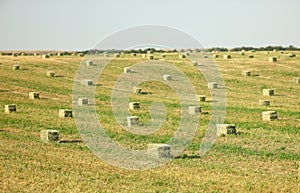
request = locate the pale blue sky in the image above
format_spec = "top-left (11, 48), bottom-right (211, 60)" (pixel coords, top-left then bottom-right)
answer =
top-left (0, 0), bottom-right (299, 50)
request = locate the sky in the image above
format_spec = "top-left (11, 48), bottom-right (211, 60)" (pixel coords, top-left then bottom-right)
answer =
top-left (0, 0), bottom-right (299, 50)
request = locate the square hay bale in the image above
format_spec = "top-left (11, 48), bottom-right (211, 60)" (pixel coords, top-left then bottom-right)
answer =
top-left (13, 64), bottom-right (20, 70)
top-left (262, 111), bottom-right (277, 121)
top-left (85, 60), bottom-right (94, 66)
top-left (179, 54), bottom-right (186, 59)
top-left (212, 54), bottom-right (219, 58)
top-left (133, 87), bottom-right (142, 94)
top-left (42, 54), bottom-right (50, 59)
top-left (223, 55), bottom-right (231, 59)
top-left (208, 82), bottom-right (218, 89)
top-left (40, 130), bottom-right (60, 142)
top-left (188, 106), bottom-right (201, 114)
top-left (197, 95), bottom-right (206, 102)
top-left (127, 116), bottom-right (139, 127)
top-left (216, 124), bottom-right (236, 136)
top-left (248, 55), bottom-right (254, 58)
top-left (78, 98), bottom-right (89, 106)
top-left (129, 102), bottom-right (140, 110)
top-left (163, 74), bottom-right (172, 81)
top-left (263, 89), bottom-right (274, 96)
top-left (288, 53), bottom-right (296, 58)
top-left (80, 79), bottom-right (94, 86)
top-left (293, 77), bottom-right (300, 84)
top-left (147, 144), bottom-right (172, 159)
top-left (147, 55), bottom-right (154, 60)
top-left (124, 67), bottom-right (131, 73)
top-left (259, 100), bottom-right (270, 106)
top-left (59, 109), bottom-right (73, 118)
top-left (29, 92), bottom-right (39, 99)
top-left (242, 71), bottom-right (251, 76)
top-left (46, 71), bottom-right (55, 77)
top-left (5, 104), bottom-right (16, 113)
top-left (268, 57), bottom-right (277, 62)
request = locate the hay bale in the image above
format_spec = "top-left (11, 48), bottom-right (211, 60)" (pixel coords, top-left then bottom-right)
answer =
top-left (262, 111), bottom-right (277, 121)
top-left (259, 100), bottom-right (270, 106)
top-left (161, 54), bottom-right (166, 58)
top-left (133, 87), bottom-right (142, 94)
top-left (85, 60), bottom-right (94, 66)
top-left (288, 53), bottom-right (296, 58)
top-left (40, 130), bottom-right (59, 142)
top-left (147, 51), bottom-right (153, 54)
top-left (216, 124), bottom-right (236, 136)
top-left (142, 54), bottom-right (147, 58)
top-left (13, 64), bottom-right (20, 70)
top-left (5, 104), bottom-right (16, 113)
top-left (208, 82), bottom-right (218, 89)
top-left (78, 98), bottom-right (89, 106)
top-left (147, 144), bottom-right (172, 159)
top-left (147, 55), bottom-right (154, 60)
top-left (46, 71), bottom-right (55, 77)
top-left (223, 55), bottom-right (231, 59)
top-left (268, 57), bottom-right (277, 62)
top-left (80, 79), bottom-right (94, 86)
top-left (42, 54), bottom-right (50, 59)
top-left (242, 71), bottom-right (251, 76)
top-left (127, 116), bottom-right (139, 127)
top-left (197, 95), bottom-right (206, 102)
top-left (188, 106), bottom-right (201, 114)
top-left (179, 54), bottom-right (186, 59)
top-left (131, 53), bottom-right (136, 56)
top-left (57, 53), bottom-right (62, 56)
top-left (240, 52), bottom-right (245, 56)
top-left (77, 53), bottom-right (84, 57)
top-left (129, 102), bottom-right (140, 110)
top-left (212, 54), bottom-right (219, 58)
top-left (124, 67), bottom-right (131, 73)
top-left (248, 55), bottom-right (254, 58)
top-left (59, 109), bottom-right (73, 118)
top-left (293, 77), bottom-right (300, 84)
top-left (163, 74), bottom-right (172, 81)
top-left (12, 53), bottom-right (18, 57)
top-left (29, 92), bottom-right (39, 99)
top-left (263, 89), bottom-right (274, 96)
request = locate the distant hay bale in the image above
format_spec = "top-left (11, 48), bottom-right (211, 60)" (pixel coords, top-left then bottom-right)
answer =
top-left (85, 60), bottom-right (94, 66)
top-left (59, 109), bottom-right (73, 118)
top-left (29, 92), bottom-right (39, 99)
top-left (259, 100), bottom-right (270, 106)
top-left (263, 89), bottom-right (274, 96)
top-left (147, 55), bottom-right (154, 60)
top-left (147, 144), bottom-right (172, 159)
top-left (40, 130), bottom-right (60, 143)
top-left (268, 57), bottom-right (277, 62)
top-left (212, 54), bottom-right (219, 58)
top-left (161, 54), bottom-right (166, 58)
top-left (265, 51), bottom-right (270, 54)
top-left (273, 49), bottom-right (277, 52)
top-left (57, 53), bottom-right (62, 56)
top-left (208, 82), bottom-right (218, 89)
top-left (80, 79), bottom-right (94, 86)
top-left (242, 71), bottom-right (251, 76)
top-left (46, 71), bottom-right (55, 77)
top-left (147, 51), bottom-right (153, 54)
top-left (5, 104), bottom-right (16, 113)
top-left (248, 55), bottom-right (254, 58)
top-left (288, 53), bottom-right (296, 58)
top-left (197, 95), bottom-right (206, 102)
top-left (240, 52), bottom-right (245, 56)
top-left (131, 53), bottom-right (136, 56)
top-left (133, 87), bottom-right (142, 94)
top-left (127, 116), bottom-right (139, 127)
top-left (77, 53), bottom-right (84, 57)
top-left (262, 111), bottom-right (277, 121)
top-left (163, 74), bottom-right (172, 81)
top-left (129, 102), bottom-right (140, 110)
top-left (179, 54), bottom-right (186, 59)
top-left (115, 53), bottom-right (120, 58)
top-left (78, 98), bottom-right (89, 106)
top-left (13, 64), bottom-right (20, 70)
top-left (223, 55), bottom-right (231, 59)
top-left (188, 106), bottom-right (201, 114)
top-left (216, 124), bottom-right (237, 136)
top-left (293, 77), bottom-right (300, 84)
top-left (34, 53), bottom-right (39, 56)
top-left (142, 54), bottom-right (147, 58)
top-left (42, 54), bottom-right (50, 59)
top-left (12, 53), bottom-right (18, 57)
top-left (124, 67), bottom-right (131, 73)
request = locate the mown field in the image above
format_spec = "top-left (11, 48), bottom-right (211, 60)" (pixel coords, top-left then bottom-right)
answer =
top-left (0, 51), bottom-right (299, 192)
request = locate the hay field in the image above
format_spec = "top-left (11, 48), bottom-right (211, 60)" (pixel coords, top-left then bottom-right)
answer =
top-left (0, 51), bottom-right (299, 192)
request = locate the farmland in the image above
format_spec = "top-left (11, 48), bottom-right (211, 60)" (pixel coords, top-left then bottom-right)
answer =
top-left (0, 51), bottom-right (299, 192)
